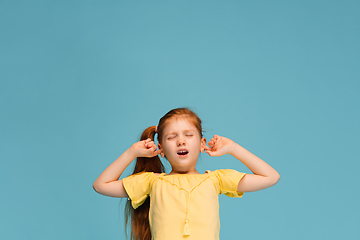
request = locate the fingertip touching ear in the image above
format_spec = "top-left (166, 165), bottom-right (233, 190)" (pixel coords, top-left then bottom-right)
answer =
top-left (158, 143), bottom-right (165, 158)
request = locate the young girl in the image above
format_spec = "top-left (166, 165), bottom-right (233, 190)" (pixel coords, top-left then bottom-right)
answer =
top-left (93, 108), bottom-right (280, 240)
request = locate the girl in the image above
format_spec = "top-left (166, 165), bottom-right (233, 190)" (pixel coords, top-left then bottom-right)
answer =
top-left (93, 108), bottom-right (280, 240)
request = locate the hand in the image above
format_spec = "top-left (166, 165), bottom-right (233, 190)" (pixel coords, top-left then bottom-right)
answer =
top-left (204, 135), bottom-right (235, 157)
top-left (130, 138), bottom-right (162, 158)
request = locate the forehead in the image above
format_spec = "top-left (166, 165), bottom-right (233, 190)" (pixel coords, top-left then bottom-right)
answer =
top-left (163, 117), bottom-right (197, 133)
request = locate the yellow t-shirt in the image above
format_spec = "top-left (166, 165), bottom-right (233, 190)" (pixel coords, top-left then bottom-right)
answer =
top-left (122, 169), bottom-right (246, 240)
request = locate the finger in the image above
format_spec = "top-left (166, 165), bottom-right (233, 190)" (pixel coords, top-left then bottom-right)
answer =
top-left (148, 144), bottom-right (157, 151)
top-left (153, 149), bottom-right (162, 156)
top-left (204, 146), bottom-right (212, 151)
top-left (209, 140), bottom-right (218, 149)
top-left (143, 138), bottom-right (152, 146)
top-left (145, 147), bottom-right (158, 155)
top-left (146, 141), bottom-right (155, 146)
top-left (146, 149), bottom-right (162, 158)
top-left (145, 141), bottom-right (156, 148)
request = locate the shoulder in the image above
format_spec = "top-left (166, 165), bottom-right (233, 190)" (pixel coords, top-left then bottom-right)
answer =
top-left (122, 171), bottom-right (157, 184)
top-left (126, 171), bottom-right (156, 177)
top-left (207, 169), bottom-right (246, 184)
top-left (207, 169), bottom-right (244, 176)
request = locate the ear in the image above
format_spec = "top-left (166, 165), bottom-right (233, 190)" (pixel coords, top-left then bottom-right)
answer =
top-left (200, 137), bottom-right (207, 153)
top-left (158, 143), bottom-right (165, 158)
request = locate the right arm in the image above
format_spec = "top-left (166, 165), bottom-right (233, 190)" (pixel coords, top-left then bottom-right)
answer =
top-left (92, 139), bottom-right (161, 198)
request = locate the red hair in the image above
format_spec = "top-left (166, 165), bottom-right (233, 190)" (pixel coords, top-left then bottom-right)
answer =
top-left (124, 108), bottom-right (203, 240)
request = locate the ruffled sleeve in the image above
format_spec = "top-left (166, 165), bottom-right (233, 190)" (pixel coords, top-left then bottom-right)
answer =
top-left (122, 172), bottom-right (155, 209)
top-left (213, 169), bottom-right (246, 198)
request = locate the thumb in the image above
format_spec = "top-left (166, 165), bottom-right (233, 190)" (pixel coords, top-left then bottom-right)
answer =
top-left (152, 149), bottom-right (162, 156)
top-left (206, 149), bottom-right (215, 157)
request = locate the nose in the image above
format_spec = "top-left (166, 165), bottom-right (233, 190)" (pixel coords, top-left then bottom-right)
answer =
top-left (177, 138), bottom-right (185, 146)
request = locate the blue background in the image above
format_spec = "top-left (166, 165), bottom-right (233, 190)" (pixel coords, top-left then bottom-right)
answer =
top-left (1, 0), bottom-right (359, 239)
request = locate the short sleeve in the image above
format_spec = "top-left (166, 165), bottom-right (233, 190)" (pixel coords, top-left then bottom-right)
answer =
top-left (122, 172), bottom-right (155, 209)
top-left (213, 169), bottom-right (246, 198)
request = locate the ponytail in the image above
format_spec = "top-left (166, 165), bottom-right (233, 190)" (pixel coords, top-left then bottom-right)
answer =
top-left (124, 126), bottom-right (165, 240)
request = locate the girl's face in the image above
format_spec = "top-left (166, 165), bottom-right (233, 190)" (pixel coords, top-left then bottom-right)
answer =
top-left (158, 117), bottom-right (206, 173)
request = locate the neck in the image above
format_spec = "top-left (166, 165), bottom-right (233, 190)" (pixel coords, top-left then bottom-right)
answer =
top-left (169, 168), bottom-right (199, 175)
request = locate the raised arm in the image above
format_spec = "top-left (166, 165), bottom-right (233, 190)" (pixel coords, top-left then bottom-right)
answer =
top-left (205, 135), bottom-right (280, 192)
top-left (93, 139), bottom-right (161, 198)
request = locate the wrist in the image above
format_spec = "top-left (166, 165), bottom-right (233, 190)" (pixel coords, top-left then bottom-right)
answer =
top-left (126, 146), bottom-right (138, 160)
top-left (228, 141), bottom-right (240, 156)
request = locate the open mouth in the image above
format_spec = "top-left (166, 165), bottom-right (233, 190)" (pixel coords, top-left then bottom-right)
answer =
top-left (177, 149), bottom-right (189, 156)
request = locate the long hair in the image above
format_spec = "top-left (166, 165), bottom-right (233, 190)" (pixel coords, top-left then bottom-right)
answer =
top-left (124, 108), bottom-right (203, 240)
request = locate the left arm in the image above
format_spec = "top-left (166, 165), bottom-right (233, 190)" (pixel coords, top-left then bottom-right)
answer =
top-left (205, 135), bottom-right (280, 192)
